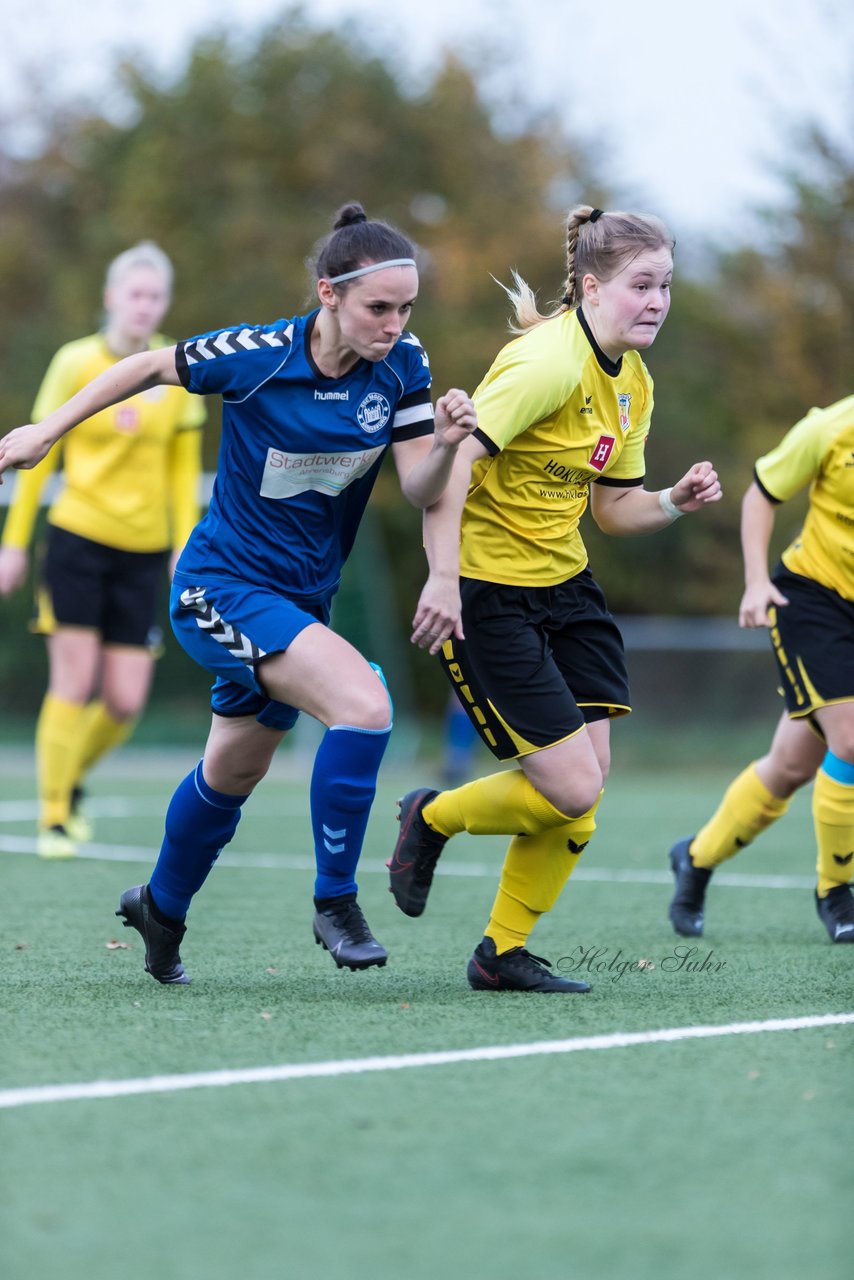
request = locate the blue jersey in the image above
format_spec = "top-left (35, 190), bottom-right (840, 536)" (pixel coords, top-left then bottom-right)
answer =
top-left (174, 310), bottom-right (434, 600)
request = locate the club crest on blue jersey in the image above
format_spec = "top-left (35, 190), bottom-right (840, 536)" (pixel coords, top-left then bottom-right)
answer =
top-left (357, 392), bottom-right (391, 434)
top-left (618, 393), bottom-right (632, 432)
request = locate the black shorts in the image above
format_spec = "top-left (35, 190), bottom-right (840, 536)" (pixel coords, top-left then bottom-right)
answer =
top-left (35, 525), bottom-right (169, 646)
top-left (438, 569), bottom-right (631, 762)
top-left (769, 565), bottom-right (854, 718)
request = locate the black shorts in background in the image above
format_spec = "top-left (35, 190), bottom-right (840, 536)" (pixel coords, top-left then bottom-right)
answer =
top-left (35, 525), bottom-right (169, 646)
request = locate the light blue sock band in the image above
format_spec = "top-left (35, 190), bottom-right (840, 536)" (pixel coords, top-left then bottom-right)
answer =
top-left (821, 750), bottom-right (854, 786)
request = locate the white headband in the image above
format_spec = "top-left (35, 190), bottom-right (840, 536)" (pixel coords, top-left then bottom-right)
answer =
top-left (326, 258), bottom-right (417, 285)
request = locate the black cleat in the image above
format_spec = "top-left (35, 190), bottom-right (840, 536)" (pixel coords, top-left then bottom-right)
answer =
top-left (116, 884), bottom-right (190, 985)
top-left (467, 936), bottom-right (591, 993)
top-left (313, 895), bottom-right (388, 971)
top-left (387, 788), bottom-right (448, 917)
top-left (815, 885), bottom-right (854, 943)
top-left (668, 837), bottom-right (713, 937)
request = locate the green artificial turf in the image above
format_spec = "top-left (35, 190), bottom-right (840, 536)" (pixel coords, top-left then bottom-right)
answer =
top-left (1, 750), bottom-right (850, 1280)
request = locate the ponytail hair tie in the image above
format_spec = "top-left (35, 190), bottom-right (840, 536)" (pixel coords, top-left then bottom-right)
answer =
top-left (589, 208), bottom-right (604, 223)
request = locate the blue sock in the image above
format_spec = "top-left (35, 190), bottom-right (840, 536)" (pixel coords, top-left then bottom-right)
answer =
top-left (149, 761), bottom-right (248, 920)
top-left (310, 723), bottom-right (391, 901)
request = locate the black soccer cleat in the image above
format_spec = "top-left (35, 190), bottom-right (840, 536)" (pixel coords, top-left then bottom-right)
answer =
top-left (387, 788), bottom-right (448, 917)
top-left (116, 884), bottom-right (190, 985)
top-left (312, 895), bottom-right (388, 971)
top-left (466, 936), bottom-right (591, 993)
top-left (668, 837), bottom-right (713, 937)
top-left (815, 885), bottom-right (854, 943)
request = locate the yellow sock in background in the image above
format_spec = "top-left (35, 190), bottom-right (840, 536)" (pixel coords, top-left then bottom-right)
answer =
top-left (76, 701), bottom-right (136, 778)
top-left (813, 768), bottom-right (854, 897)
top-left (691, 763), bottom-right (789, 869)
top-left (36, 694), bottom-right (88, 829)
top-left (486, 797), bottom-right (600, 953)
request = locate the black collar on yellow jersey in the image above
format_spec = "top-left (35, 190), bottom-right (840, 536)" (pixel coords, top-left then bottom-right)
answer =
top-left (576, 307), bottom-right (622, 378)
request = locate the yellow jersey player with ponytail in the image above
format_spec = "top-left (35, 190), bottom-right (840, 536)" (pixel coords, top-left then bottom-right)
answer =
top-left (388, 204), bottom-right (722, 992)
top-left (0, 242), bottom-right (205, 858)
top-left (668, 394), bottom-right (854, 944)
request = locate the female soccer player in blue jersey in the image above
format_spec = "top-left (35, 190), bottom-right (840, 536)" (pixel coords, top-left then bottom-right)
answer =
top-left (0, 203), bottom-right (477, 983)
top-left (388, 204), bottom-right (722, 992)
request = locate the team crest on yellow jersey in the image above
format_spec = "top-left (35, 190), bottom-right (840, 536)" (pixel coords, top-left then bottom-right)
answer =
top-left (114, 406), bottom-right (140, 433)
top-left (618, 393), bottom-right (632, 432)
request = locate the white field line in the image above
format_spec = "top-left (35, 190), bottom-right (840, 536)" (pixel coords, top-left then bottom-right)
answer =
top-left (0, 832), bottom-right (815, 890)
top-left (2, 1013), bottom-right (851, 1111)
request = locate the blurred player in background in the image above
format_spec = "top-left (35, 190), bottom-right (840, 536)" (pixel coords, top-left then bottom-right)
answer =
top-left (668, 394), bottom-right (854, 944)
top-left (0, 242), bottom-right (204, 859)
top-left (0, 202), bottom-right (477, 983)
top-left (388, 204), bottom-right (721, 992)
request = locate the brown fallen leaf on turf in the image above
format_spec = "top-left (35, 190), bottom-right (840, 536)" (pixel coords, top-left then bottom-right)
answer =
top-left (105, 939), bottom-right (133, 950)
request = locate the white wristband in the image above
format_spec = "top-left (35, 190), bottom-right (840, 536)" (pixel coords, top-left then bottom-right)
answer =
top-left (659, 487), bottom-right (685, 521)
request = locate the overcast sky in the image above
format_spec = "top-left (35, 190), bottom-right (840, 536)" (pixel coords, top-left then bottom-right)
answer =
top-left (1, 0), bottom-right (851, 242)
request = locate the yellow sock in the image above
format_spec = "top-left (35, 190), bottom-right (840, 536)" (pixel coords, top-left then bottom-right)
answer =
top-left (691, 763), bottom-right (789, 869)
top-left (813, 768), bottom-right (854, 897)
top-left (36, 694), bottom-right (88, 828)
top-left (486, 796), bottom-right (601, 953)
top-left (76, 701), bottom-right (136, 777)
top-left (424, 768), bottom-right (571, 839)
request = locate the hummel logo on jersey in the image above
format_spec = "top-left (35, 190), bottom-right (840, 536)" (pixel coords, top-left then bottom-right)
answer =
top-left (580, 394), bottom-right (593, 415)
top-left (833, 851), bottom-right (854, 866)
top-left (314, 389), bottom-right (349, 401)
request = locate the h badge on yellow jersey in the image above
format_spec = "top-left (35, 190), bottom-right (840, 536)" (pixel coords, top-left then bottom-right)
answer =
top-left (589, 435), bottom-right (616, 472)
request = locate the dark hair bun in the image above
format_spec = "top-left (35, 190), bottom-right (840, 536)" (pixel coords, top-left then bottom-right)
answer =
top-left (333, 202), bottom-right (368, 230)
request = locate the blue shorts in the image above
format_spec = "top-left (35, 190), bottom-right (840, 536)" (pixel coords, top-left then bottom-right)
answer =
top-left (170, 572), bottom-right (331, 731)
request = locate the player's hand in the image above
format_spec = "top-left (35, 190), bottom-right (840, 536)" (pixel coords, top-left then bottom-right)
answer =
top-left (670, 461), bottom-right (722, 512)
top-left (0, 423), bottom-right (56, 481)
top-left (411, 572), bottom-right (463, 656)
top-left (0, 546), bottom-right (28, 597)
top-left (738, 580), bottom-right (789, 629)
top-left (433, 390), bottom-right (478, 448)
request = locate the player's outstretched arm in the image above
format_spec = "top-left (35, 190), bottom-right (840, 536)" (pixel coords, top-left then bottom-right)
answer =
top-left (0, 346), bottom-right (179, 482)
top-left (590, 460), bottom-right (722, 536)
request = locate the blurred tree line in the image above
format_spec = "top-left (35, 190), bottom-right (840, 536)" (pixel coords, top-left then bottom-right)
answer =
top-left (0, 10), bottom-right (851, 722)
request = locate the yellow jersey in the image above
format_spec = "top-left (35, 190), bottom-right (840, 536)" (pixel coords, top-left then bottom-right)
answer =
top-left (462, 307), bottom-right (653, 585)
top-left (2, 333), bottom-right (205, 554)
top-left (754, 395), bottom-right (854, 602)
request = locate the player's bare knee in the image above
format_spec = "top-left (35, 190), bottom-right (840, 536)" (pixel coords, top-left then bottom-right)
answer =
top-left (542, 774), bottom-right (602, 819)
top-left (825, 735), bottom-right (854, 768)
top-left (343, 684), bottom-right (392, 732)
top-left (103, 697), bottom-right (143, 723)
top-left (203, 756), bottom-right (268, 794)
